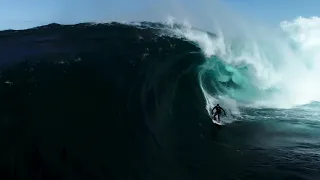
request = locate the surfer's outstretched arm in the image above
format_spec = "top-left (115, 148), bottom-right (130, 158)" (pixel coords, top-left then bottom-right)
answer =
top-left (211, 106), bottom-right (216, 115)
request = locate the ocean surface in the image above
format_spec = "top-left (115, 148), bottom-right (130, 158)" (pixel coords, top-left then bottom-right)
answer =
top-left (0, 21), bottom-right (320, 180)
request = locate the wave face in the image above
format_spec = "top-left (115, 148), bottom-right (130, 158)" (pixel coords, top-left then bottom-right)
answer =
top-left (0, 22), bottom-right (213, 179)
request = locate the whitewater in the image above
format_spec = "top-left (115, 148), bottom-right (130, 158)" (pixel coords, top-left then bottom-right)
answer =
top-left (155, 14), bottom-right (320, 122)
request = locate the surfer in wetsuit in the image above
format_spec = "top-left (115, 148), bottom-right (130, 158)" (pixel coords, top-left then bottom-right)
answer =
top-left (211, 104), bottom-right (226, 123)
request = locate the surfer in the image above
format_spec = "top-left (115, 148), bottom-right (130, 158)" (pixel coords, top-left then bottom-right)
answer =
top-left (211, 104), bottom-right (226, 123)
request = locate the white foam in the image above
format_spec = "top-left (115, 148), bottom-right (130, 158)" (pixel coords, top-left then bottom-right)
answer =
top-left (278, 17), bottom-right (320, 105)
top-left (166, 14), bottom-right (320, 112)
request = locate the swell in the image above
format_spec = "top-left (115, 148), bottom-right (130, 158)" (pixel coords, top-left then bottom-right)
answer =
top-left (0, 22), bottom-right (221, 179)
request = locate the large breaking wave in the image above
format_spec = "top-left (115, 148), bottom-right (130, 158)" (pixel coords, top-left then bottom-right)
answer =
top-left (228, 17), bottom-right (320, 107)
top-left (3, 0), bottom-right (319, 120)
top-left (109, 0), bottom-right (320, 117)
top-left (162, 16), bottom-right (320, 117)
top-left (1, 7), bottom-right (320, 180)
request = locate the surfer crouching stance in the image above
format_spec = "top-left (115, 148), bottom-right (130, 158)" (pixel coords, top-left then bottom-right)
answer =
top-left (211, 104), bottom-right (226, 123)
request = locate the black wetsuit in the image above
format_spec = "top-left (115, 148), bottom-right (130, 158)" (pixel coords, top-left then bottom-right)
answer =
top-left (212, 105), bottom-right (225, 122)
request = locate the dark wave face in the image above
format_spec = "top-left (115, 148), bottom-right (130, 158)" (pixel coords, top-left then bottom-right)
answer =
top-left (1, 22), bottom-right (319, 180)
top-left (0, 22), bottom-right (215, 179)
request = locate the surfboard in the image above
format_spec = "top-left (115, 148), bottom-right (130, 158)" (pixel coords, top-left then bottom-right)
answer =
top-left (211, 116), bottom-right (223, 126)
